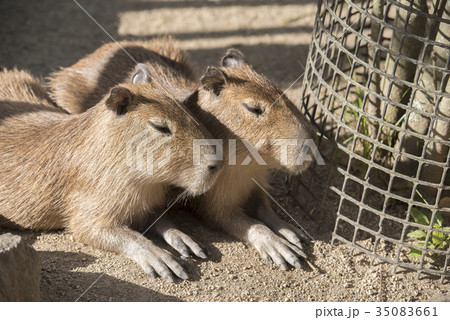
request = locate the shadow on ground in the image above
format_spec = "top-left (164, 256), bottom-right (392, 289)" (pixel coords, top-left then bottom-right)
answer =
top-left (40, 251), bottom-right (183, 301)
top-left (0, 0), bottom-right (313, 86)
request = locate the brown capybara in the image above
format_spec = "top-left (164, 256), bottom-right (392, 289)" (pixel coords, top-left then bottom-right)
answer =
top-left (0, 67), bottom-right (222, 282)
top-left (47, 38), bottom-right (319, 271)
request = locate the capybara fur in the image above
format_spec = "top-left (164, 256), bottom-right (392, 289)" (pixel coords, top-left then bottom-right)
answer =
top-left (1, 67), bottom-right (55, 107)
top-left (0, 68), bottom-right (221, 281)
top-left (47, 38), bottom-right (319, 270)
top-left (47, 37), bottom-right (195, 114)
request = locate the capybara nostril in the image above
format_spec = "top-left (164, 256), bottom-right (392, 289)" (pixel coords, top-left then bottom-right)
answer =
top-left (208, 164), bottom-right (220, 174)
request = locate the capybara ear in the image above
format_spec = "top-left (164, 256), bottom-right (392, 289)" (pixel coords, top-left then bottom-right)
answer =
top-left (200, 67), bottom-right (227, 96)
top-left (106, 86), bottom-right (133, 115)
top-left (221, 48), bottom-right (247, 67)
top-left (132, 63), bottom-right (151, 84)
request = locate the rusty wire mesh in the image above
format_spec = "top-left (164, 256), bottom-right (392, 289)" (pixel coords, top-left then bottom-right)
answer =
top-left (294, 0), bottom-right (450, 282)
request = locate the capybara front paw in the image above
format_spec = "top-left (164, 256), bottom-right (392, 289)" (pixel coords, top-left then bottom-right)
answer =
top-left (274, 220), bottom-right (310, 250)
top-left (130, 243), bottom-right (189, 282)
top-left (163, 229), bottom-right (207, 259)
top-left (248, 224), bottom-right (307, 270)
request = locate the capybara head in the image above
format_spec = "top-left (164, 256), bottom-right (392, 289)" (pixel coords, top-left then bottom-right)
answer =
top-left (104, 66), bottom-right (222, 196)
top-left (197, 49), bottom-right (318, 174)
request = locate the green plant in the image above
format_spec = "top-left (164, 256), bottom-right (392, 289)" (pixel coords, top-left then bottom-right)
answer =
top-left (342, 55), bottom-right (374, 160)
top-left (407, 208), bottom-right (450, 259)
top-left (405, 185), bottom-right (450, 264)
top-left (297, 60), bottom-right (306, 72)
top-left (380, 87), bottom-right (411, 149)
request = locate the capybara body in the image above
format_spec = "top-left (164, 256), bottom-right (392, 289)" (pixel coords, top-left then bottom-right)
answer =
top-left (0, 68), bottom-right (221, 281)
top-left (0, 67), bottom-right (62, 124)
top-left (0, 67), bottom-right (55, 107)
top-left (47, 38), bottom-right (319, 270)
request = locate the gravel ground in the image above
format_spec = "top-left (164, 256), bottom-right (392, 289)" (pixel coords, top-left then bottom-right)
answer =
top-left (0, 0), bottom-right (448, 302)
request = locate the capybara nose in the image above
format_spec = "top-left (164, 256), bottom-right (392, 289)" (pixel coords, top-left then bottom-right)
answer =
top-left (208, 164), bottom-right (221, 174)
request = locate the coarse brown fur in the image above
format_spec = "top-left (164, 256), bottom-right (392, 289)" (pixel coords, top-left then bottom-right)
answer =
top-left (47, 37), bottom-right (195, 114)
top-left (0, 68), bottom-right (221, 281)
top-left (47, 38), bottom-right (319, 270)
top-left (1, 67), bottom-right (56, 107)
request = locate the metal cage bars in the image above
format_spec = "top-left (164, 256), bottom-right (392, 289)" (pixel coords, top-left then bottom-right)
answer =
top-left (298, 0), bottom-right (450, 282)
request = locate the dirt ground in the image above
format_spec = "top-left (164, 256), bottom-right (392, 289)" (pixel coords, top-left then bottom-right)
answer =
top-left (0, 0), bottom-right (448, 302)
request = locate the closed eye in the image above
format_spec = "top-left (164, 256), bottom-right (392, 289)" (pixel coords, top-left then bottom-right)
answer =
top-left (243, 103), bottom-right (264, 115)
top-left (148, 121), bottom-right (172, 134)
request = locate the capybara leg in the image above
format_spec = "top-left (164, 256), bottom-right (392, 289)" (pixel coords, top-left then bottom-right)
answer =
top-left (154, 214), bottom-right (207, 259)
top-left (203, 207), bottom-right (306, 270)
top-left (246, 189), bottom-right (310, 248)
top-left (72, 225), bottom-right (188, 282)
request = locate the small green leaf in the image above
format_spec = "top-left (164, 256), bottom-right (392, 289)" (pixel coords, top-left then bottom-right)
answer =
top-left (432, 231), bottom-right (445, 243)
top-left (407, 230), bottom-right (427, 240)
top-left (410, 208), bottom-right (430, 226)
top-left (431, 235), bottom-right (444, 246)
top-left (443, 227), bottom-right (450, 231)
top-left (434, 211), bottom-right (443, 228)
top-left (409, 248), bottom-right (423, 258)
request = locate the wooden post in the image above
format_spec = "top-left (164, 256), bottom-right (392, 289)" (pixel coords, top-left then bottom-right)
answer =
top-left (381, 0), bottom-right (428, 145)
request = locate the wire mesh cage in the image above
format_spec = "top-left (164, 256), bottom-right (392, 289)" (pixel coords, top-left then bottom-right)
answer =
top-left (296, 0), bottom-right (450, 282)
